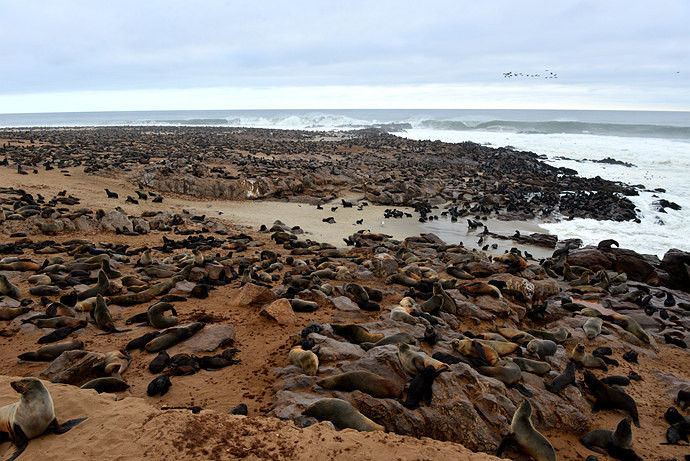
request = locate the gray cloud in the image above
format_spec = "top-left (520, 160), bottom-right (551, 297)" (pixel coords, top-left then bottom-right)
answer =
top-left (0, 0), bottom-right (688, 108)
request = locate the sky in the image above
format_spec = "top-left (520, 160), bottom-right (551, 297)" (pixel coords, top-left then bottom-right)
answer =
top-left (0, 0), bottom-right (688, 113)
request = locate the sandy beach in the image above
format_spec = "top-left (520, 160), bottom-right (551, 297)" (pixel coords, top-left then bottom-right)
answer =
top-left (1, 127), bottom-right (689, 460)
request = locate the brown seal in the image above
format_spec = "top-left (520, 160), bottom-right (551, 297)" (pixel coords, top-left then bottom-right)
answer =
top-left (497, 399), bottom-right (556, 461)
top-left (0, 378), bottom-right (87, 460)
top-left (317, 371), bottom-right (401, 398)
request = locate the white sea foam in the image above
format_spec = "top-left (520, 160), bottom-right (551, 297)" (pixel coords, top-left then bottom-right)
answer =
top-left (2, 109), bottom-right (689, 256)
top-left (400, 128), bottom-right (690, 257)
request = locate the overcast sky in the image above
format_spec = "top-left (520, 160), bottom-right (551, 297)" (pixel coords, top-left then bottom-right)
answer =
top-left (0, 0), bottom-right (688, 113)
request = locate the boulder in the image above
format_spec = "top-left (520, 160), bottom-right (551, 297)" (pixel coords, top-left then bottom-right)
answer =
top-left (230, 283), bottom-right (276, 307)
top-left (100, 211), bottom-right (134, 233)
top-left (260, 298), bottom-right (297, 326)
top-left (660, 249), bottom-right (690, 291)
top-left (567, 248), bottom-right (613, 270)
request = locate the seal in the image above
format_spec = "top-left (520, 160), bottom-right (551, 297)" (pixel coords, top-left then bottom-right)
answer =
top-left (149, 350), bottom-right (170, 374)
top-left (144, 322), bottom-right (205, 353)
top-left (92, 294), bottom-right (117, 333)
top-left (108, 273), bottom-right (186, 306)
top-left (125, 331), bottom-right (161, 352)
top-left (496, 399), bottom-right (556, 461)
top-left (398, 343), bottom-right (450, 375)
top-left (512, 357), bottom-right (551, 376)
top-left (0, 378), bottom-right (87, 461)
top-left (104, 350), bottom-right (131, 376)
top-left (32, 316), bottom-right (84, 329)
top-left (0, 307), bottom-right (31, 321)
top-left (584, 371), bottom-right (640, 427)
top-left (147, 301), bottom-right (178, 329)
top-left (331, 324), bottom-right (384, 345)
top-left (318, 371), bottom-right (401, 398)
top-left (497, 327), bottom-right (535, 345)
top-left (80, 377), bottom-right (130, 393)
top-left (526, 339), bottom-right (557, 360)
top-left (0, 275), bottom-right (20, 299)
top-left (147, 374), bottom-right (172, 397)
top-left (583, 317), bottom-right (603, 340)
top-left (610, 314), bottom-right (650, 344)
top-left (37, 321), bottom-right (87, 344)
top-left (478, 360), bottom-right (522, 386)
top-left (390, 305), bottom-right (417, 324)
top-left (573, 344), bottom-right (608, 371)
top-left (458, 282), bottom-right (502, 298)
top-left (580, 417), bottom-right (633, 455)
top-left (17, 340), bottom-right (84, 362)
top-left (451, 339), bottom-right (500, 365)
top-left (360, 332), bottom-right (415, 351)
top-left (545, 361), bottom-right (576, 395)
top-left (77, 270), bottom-right (109, 301)
top-left (526, 327), bottom-right (570, 344)
top-left (288, 345), bottom-right (319, 376)
top-left (303, 398), bottom-right (384, 432)
top-left (401, 365), bottom-right (442, 409)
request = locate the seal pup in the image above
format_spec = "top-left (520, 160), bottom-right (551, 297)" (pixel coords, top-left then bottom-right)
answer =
top-left (526, 339), bottom-right (557, 360)
top-left (303, 398), bottom-right (383, 432)
top-left (147, 374), bottom-right (172, 397)
top-left (80, 377), bottom-right (130, 393)
top-left (318, 371), bottom-right (401, 398)
top-left (584, 371), bottom-right (640, 427)
top-left (496, 399), bottom-right (556, 461)
top-left (546, 361), bottom-right (576, 395)
top-left (401, 365), bottom-right (443, 409)
top-left (573, 344), bottom-right (608, 371)
top-left (0, 378), bottom-right (87, 461)
top-left (288, 346), bottom-right (319, 376)
top-left (580, 417), bottom-right (633, 454)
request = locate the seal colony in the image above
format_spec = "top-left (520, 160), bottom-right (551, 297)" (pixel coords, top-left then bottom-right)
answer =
top-left (1, 128), bottom-right (689, 460)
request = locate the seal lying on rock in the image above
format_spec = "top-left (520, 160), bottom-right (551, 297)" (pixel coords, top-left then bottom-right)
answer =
top-left (0, 378), bottom-right (87, 461)
top-left (318, 371), bottom-right (401, 398)
top-left (303, 398), bottom-right (384, 432)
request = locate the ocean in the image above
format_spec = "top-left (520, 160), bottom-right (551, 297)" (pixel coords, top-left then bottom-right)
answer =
top-left (1, 109), bottom-right (689, 257)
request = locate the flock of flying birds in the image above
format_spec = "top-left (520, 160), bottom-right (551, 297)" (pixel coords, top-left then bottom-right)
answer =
top-left (503, 70), bottom-right (558, 79)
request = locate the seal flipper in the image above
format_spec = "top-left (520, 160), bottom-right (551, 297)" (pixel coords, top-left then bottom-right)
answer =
top-left (7, 424), bottom-right (28, 461)
top-left (496, 433), bottom-right (516, 457)
top-left (49, 416), bottom-right (88, 434)
top-left (472, 340), bottom-right (489, 366)
top-left (579, 437), bottom-right (606, 455)
top-left (512, 383), bottom-right (533, 398)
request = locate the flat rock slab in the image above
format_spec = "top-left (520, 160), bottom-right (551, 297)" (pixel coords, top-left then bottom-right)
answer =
top-left (168, 323), bottom-right (236, 354)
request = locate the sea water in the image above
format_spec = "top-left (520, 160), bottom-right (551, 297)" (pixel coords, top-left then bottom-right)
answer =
top-left (1, 109), bottom-right (689, 256)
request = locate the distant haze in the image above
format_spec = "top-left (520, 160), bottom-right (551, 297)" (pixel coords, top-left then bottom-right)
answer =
top-left (1, 0), bottom-right (688, 113)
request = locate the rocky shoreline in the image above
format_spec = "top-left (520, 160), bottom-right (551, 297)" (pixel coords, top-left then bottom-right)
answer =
top-left (1, 126), bottom-right (640, 222)
top-left (0, 127), bottom-right (689, 460)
